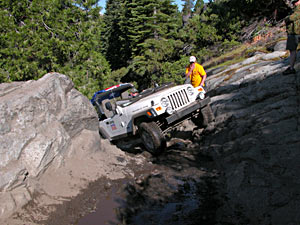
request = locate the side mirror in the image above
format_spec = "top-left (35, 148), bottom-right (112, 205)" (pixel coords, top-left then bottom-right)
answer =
top-left (105, 101), bottom-right (113, 111)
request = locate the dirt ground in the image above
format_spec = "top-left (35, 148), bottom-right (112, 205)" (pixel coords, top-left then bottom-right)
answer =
top-left (6, 126), bottom-right (223, 225)
top-left (46, 139), bottom-right (221, 224)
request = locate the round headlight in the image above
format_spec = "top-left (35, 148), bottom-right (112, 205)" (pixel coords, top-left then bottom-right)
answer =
top-left (187, 86), bottom-right (194, 95)
top-left (161, 97), bottom-right (169, 107)
top-left (199, 92), bottom-right (205, 100)
top-left (166, 106), bottom-right (174, 115)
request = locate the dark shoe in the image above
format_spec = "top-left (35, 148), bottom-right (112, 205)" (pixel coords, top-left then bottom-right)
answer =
top-left (283, 67), bottom-right (296, 75)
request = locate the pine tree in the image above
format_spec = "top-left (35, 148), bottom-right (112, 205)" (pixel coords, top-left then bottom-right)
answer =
top-left (194, 0), bottom-right (205, 14)
top-left (125, 0), bottom-right (182, 88)
top-left (182, 0), bottom-right (194, 26)
top-left (154, 0), bottom-right (180, 39)
top-left (0, 0), bottom-right (110, 98)
top-left (101, 0), bottom-right (131, 70)
top-left (102, 0), bottom-right (181, 87)
top-left (125, 0), bottom-right (161, 56)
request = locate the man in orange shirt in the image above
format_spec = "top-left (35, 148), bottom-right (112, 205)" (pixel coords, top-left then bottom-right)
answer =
top-left (185, 56), bottom-right (207, 88)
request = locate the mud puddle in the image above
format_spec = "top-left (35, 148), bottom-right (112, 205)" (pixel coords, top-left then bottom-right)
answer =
top-left (77, 184), bottom-right (124, 225)
top-left (116, 144), bottom-right (220, 225)
top-left (118, 170), bottom-right (220, 225)
top-left (129, 179), bottom-right (203, 225)
top-left (72, 158), bottom-right (158, 225)
top-left (45, 142), bottom-right (221, 225)
top-left (77, 173), bottom-right (219, 225)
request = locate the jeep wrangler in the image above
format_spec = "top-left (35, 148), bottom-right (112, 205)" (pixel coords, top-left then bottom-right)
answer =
top-left (91, 82), bottom-right (214, 155)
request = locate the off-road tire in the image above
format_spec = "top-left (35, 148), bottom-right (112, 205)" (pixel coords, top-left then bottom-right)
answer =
top-left (139, 122), bottom-right (166, 155)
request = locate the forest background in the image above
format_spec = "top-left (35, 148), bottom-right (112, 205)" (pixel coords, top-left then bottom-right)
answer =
top-left (0, 0), bottom-right (293, 98)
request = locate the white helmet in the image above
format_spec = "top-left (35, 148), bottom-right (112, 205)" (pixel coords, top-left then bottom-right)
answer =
top-left (189, 56), bottom-right (196, 63)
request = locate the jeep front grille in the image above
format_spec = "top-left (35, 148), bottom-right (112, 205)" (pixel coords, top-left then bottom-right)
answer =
top-left (167, 89), bottom-right (190, 110)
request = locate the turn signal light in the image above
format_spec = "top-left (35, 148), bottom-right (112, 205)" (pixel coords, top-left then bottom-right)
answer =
top-left (146, 109), bottom-right (157, 118)
top-left (156, 106), bottom-right (162, 111)
top-left (198, 87), bottom-right (204, 92)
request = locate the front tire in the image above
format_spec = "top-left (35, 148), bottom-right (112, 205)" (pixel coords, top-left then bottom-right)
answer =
top-left (139, 122), bottom-right (166, 155)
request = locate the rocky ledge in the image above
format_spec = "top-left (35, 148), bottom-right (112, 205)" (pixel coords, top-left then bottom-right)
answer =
top-left (0, 73), bottom-right (145, 223)
top-left (200, 49), bottom-right (300, 225)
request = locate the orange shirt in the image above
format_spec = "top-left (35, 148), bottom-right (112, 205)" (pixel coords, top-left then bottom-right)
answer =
top-left (185, 63), bottom-right (206, 87)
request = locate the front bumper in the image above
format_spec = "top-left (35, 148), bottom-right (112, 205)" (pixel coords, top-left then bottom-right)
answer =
top-left (166, 97), bottom-right (210, 124)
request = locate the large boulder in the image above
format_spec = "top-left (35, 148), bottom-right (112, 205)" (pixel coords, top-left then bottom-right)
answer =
top-left (202, 53), bottom-right (300, 224)
top-left (0, 73), bottom-right (100, 219)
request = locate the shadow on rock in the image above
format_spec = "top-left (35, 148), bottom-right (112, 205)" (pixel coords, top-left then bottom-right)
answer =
top-left (117, 171), bottom-right (222, 225)
top-left (109, 124), bottom-right (225, 225)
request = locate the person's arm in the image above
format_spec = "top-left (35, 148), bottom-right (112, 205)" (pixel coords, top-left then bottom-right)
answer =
top-left (200, 74), bottom-right (207, 87)
top-left (185, 67), bottom-right (190, 78)
top-left (199, 65), bottom-right (207, 87)
top-left (186, 63), bottom-right (195, 78)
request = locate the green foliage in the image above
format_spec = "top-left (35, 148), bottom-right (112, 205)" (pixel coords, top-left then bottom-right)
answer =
top-left (221, 39), bottom-right (240, 51)
top-left (204, 0), bottom-right (289, 41)
top-left (109, 67), bottom-right (130, 86)
top-left (180, 14), bottom-right (221, 49)
top-left (102, 0), bottom-right (182, 88)
top-left (128, 38), bottom-right (184, 88)
top-left (126, 0), bottom-right (161, 56)
top-left (194, 0), bottom-right (205, 14)
top-left (101, 0), bottom-right (130, 70)
top-left (0, 0), bottom-right (110, 98)
top-left (236, 0), bottom-right (289, 19)
top-left (1, 0), bottom-right (289, 97)
top-left (161, 56), bottom-right (189, 85)
top-left (204, 0), bottom-right (244, 41)
top-left (182, 0), bottom-right (194, 15)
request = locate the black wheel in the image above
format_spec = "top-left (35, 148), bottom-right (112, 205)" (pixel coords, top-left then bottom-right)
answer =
top-left (139, 122), bottom-right (166, 155)
top-left (191, 105), bottom-right (214, 127)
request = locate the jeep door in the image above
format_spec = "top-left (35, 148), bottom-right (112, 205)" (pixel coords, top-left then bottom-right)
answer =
top-left (99, 113), bottom-right (132, 140)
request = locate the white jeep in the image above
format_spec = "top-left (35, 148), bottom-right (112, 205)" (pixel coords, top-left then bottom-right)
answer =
top-left (91, 82), bottom-right (214, 155)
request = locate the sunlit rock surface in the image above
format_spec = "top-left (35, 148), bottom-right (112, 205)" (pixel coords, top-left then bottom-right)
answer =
top-left (203, 51), bottom-right (300, 225)
top-left (0, 73), bottom-right (99, 218)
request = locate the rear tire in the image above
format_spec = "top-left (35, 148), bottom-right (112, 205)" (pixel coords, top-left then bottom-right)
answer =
top-left (139, 122), bottom-right (166, 155)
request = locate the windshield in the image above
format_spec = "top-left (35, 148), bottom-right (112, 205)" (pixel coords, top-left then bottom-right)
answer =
top-left (90, 83), bottom-right (134, 105)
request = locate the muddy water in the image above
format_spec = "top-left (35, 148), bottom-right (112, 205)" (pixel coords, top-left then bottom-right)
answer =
top-left (77, 176), bottom-right (211, 225)
top-left (120, 172), bottom-right (220, 225)
top-left (130, 179), bottom-right (202, 225)
top-left (75, 161), bottom-right (158, 225)
top-left (47, 142), bottom-right (220, 225)
top-left (77, 186), bottom-right (121, 225)
top-left (76, 148), bottom-right (220, 225)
